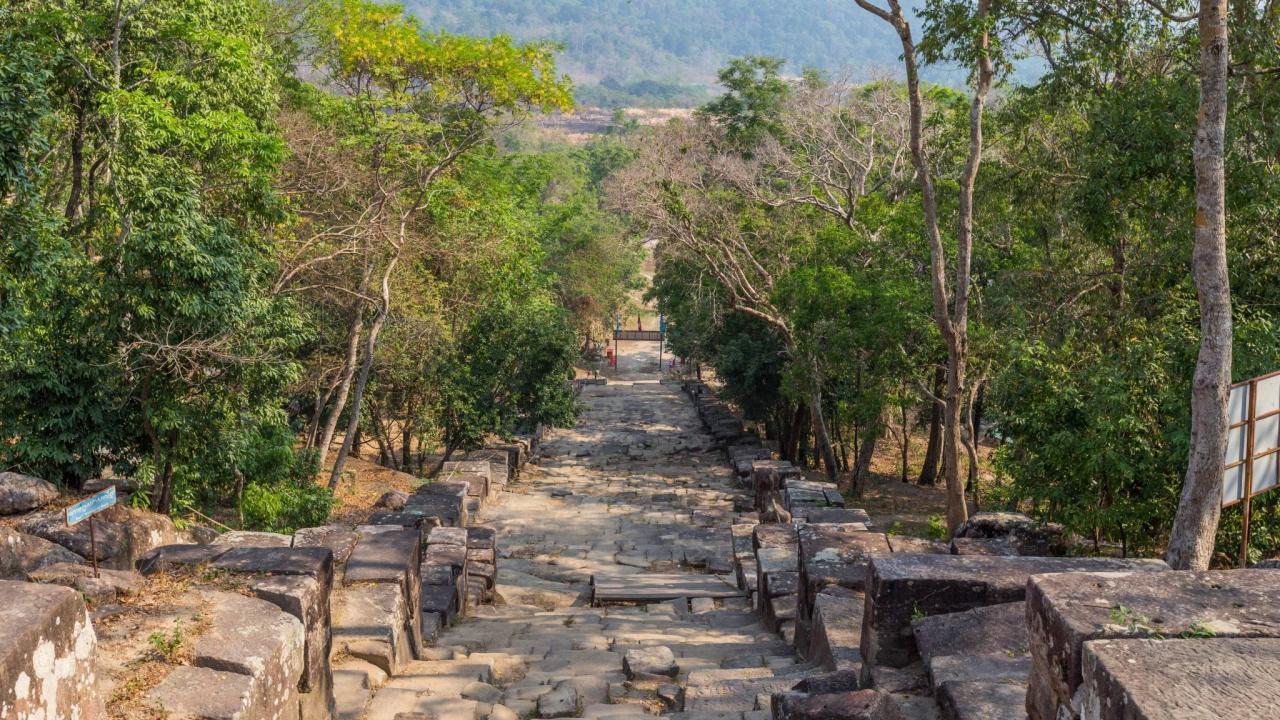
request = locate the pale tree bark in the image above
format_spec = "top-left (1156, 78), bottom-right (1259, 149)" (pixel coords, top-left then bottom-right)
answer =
top-left (854, 0), bottom-right (994, 534)
top-left (1166, 0), bottom-right (1232, 571)
top-left (330, 249), bottom-right (401, 490)
top-left (316, 296), bottom-right (366, 468)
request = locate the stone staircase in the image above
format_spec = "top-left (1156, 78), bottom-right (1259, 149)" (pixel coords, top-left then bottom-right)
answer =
top-left (347, 380), bottom-right (805, 720)
top-left (337, 595), bottom-right (813, 720)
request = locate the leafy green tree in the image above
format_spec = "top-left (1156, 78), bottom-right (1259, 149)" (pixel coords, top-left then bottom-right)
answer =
top-left (699, 56), bottom-right (790, 149)
top-left (1, 0), bottom-right (306, 515)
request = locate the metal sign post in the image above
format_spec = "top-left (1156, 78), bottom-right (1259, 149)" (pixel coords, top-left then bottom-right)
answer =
top-left (1222, 370), bottom-right (1280, 566)
top-left (658, 315), bottom-right (665, 373)
top-left (65, 486), bottom-right (117, 578)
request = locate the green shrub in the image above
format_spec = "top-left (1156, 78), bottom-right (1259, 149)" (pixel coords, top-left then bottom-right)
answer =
top-left (926, 514), bottom-right (948, 541)
top-left (241, 482), bottom-right (333, 534)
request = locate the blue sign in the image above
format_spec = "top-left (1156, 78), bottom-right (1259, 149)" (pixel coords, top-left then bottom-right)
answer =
top-left (66, 486), bottom-right (116, 526)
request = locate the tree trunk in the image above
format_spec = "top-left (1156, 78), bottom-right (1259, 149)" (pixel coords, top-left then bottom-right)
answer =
top-left (854, 0), bottom-right (991, 536)
top-left (899, 402), bottom-right (910, 484)
top-left (329, 249), bottom-right (401, 489)
top-left (918, 363), bottom-right (944, 485)
top-left (943, 346), bottom-right (969, 534)
top-left (1166, 0), bottom-right (1232, 571)
top-left (784, 403), bottom-right (806, 462)
top-left (328, 311), bottom-right (385, 488)
top-left (65, 93), bottom-right (87, 224)
top-left (851, 419), bottom-right (882, 498)
top-left (811, 392), bottom-right (839, 482)
top-left (317, 301), bottom-right (365, 468)
top-left (797, 403), bottom-right (811, 467)
top-left (961, 385), bottom-right (982, 513)
top-left (402, 426), bottom-right (413, 470)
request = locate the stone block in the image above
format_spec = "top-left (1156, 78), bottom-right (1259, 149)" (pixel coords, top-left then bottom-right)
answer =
top-left (624, 646), bottom-right (678, 680)
top-left (538, 683), bottom-right (579, 718)
top-left (370, 511), bottom-right (441, 532)
top-left (334, 583), bottom-right (414, 676)
top-left (424, 544), bottom-right (469, 583)
top-left (136, 543), bottom-right (230, 575)
top-left (468, 561), bottom-right (497, 587)
top-left (772, 690), bottom-right (905, 720)
top-left (937, 680), bottom-right (1026, 720)
top-left (421, 564), bottom-right (454, 586)
top-left (405, 492), bottom-right (467, 528)
top-left (212, 545), bottom-right (334, 578)
top-left (764, 571), bottom-right (799, 598)
top-left (193, 590), bottom-right (306, 719)
top-left (805, 508), bottom-right (873, 525)
top-left (753, 523), bottom-right (798, 550)
top-left (148, 665), bottom-right (256, 719)
top-left (805, 590), bottom-right (864, 672)
top-left (948, 537), bottom-right (1017, 556)
top-left (293, 525), bottom-right (360, 582)
top-left (443, 461), bottom-right (493, 493)
top-left (451, 472), bottom-right (491, 502)
top-left (28, 562), bottom-right (143, 602)
top-left (927, 653), bottom-right (1029, 689)
top-left (884, 536), bottom-right (949, 555)
top-left (789, 669), bottom-right (860, 694)
top-left (911, 602), bottom-right (1028, 665)
top-left (421, 581), bottom-right (460, 622)
top-left (0, 525), bottom-right (86, 580)
top-left (428, 526), bottom-right (469, 547)
top-left (251, 574), bottom-right (331, 698)
top-left (1079, 637), bottom-right (1280, 720)
top-left (0, 580), bottom-right (104, 720)
top-left (798, 525), bottom-right (890, 607)
top-left (866, 663), bottom-right (928, 694)
top-left (345, 527), bottom-right (423, 658)
top-left (464, 449), bottom-right (512, 484)
top-left (0, 471), bottom-right (59, 514)
top-left (862, 555), bottom-right (1169, 670)
top-left (467, 526), bottom-right (497, 550)
top-left (17, 504), bottom-right (181, 570)
top-left (1025, 569), bottom-right (1280, 720)
top-left (212, 530), bottom-right (293, 547)
top-left (421, 611), bottom-right (442, 645)
top-left (484, 443), bottom-right (527, 475)
top-left (757, 545), bottom-right (799, 575)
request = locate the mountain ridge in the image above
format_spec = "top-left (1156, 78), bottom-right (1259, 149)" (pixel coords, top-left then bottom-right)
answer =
top-left (404, 0), bottom-right (927, 106)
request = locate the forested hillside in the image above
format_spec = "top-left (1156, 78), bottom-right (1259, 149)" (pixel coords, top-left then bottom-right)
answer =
top-left (404, 0), bottom-right (911, 105)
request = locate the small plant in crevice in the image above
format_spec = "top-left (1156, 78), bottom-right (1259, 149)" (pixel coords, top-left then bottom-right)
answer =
top-left (148, 620), bottom-right (184, 662)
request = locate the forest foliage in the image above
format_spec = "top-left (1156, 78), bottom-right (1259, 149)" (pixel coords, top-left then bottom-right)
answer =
top-left (608, 2), bottom-right (1280, 564)
top-left (0, 0), bottom-right (641, 529)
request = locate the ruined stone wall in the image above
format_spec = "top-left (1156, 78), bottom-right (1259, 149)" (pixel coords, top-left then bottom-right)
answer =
top-left (0, 581), bottom-right (105, 720)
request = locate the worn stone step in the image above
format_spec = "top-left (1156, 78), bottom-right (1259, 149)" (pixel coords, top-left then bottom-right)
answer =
top-left (363, 688), bottom-right (481, 720)
top-left (686, 667), bottom-right (775, 685)
top-left (334, 659), bottom-right (387, 720)
top-left (683, 677), bottom-right (809, 712)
